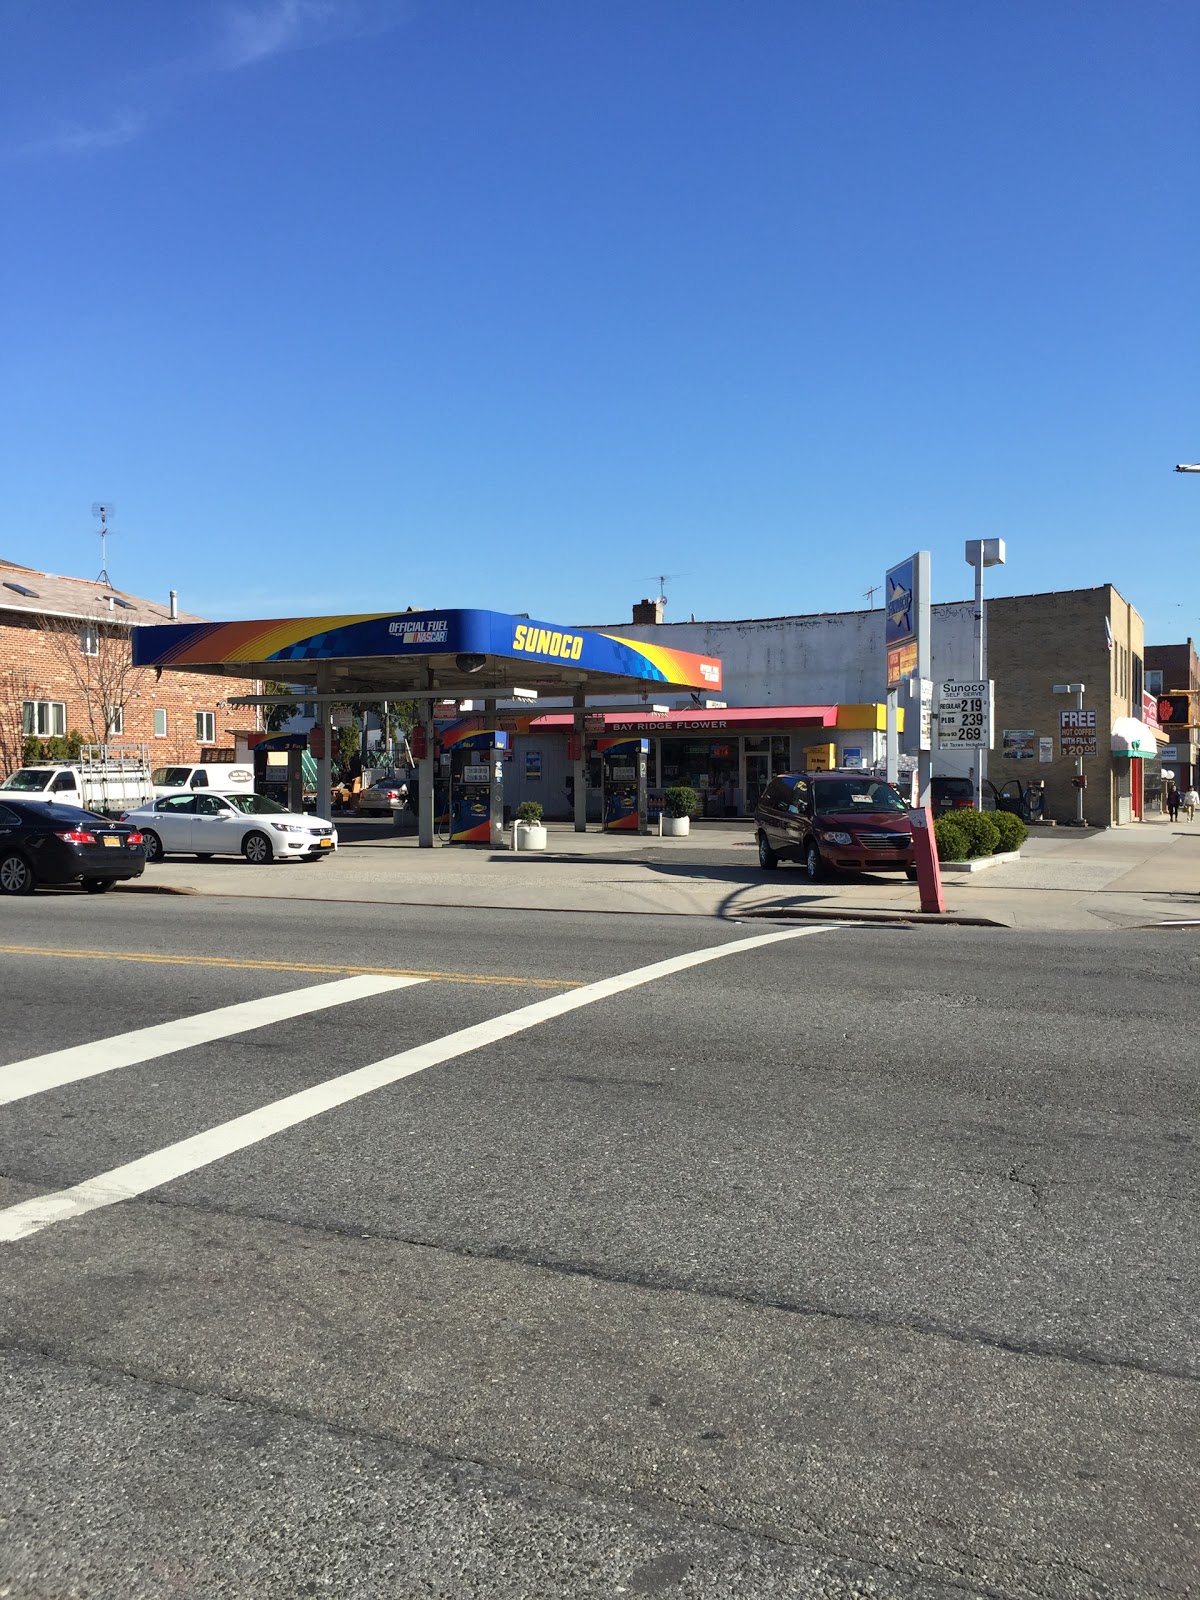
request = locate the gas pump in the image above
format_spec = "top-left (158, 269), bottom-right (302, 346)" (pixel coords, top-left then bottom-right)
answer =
top-left (597, 737), bottom-right (649, 832)
top-left (251, 733), bottom-right (307, 812)
top-left (441, 723), bottom-right (510, 845)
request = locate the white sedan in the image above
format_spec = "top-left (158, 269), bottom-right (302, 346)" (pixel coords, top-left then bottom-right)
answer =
top-left (125, 792), bottom-right (338, 865)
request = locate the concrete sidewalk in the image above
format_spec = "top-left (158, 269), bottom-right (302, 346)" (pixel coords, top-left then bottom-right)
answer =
top-left (121, 812), bottom-right (1200, 931)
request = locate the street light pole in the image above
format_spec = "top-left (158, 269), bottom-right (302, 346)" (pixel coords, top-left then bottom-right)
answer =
top-left (965, 539), bottom-right (1006, 809)
top-left (1054, 682), bottom-right (1086, 825)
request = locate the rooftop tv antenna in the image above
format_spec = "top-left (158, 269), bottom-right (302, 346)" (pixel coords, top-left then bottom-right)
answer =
top-left (92, 501), bottom-right (116, 586)
top-left (863, 582), bottom-right (882, 606)
top-left (648, 571), bottom-right (687, 608)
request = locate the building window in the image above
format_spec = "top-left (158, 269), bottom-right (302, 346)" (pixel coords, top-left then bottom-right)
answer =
top-left (196, 711), bottom-right (215, 743)
top-left (22, 700), bottom-right (66, 738)
top-left (154, 708), bottom-right (168, 738)
top-left (106, 706), bottom-right (124, 737)
top-left (80, 624), bottom-right (99, 657)
top-left (1132, 654), bottom-right (1143, 708)
top-left (1146, 669), bottom-right (1163, 696)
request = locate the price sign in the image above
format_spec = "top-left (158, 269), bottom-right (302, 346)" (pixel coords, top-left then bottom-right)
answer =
top-left (937, 680), bottom-right (993, 750)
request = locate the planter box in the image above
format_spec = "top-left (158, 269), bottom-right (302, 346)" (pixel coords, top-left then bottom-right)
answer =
top-left (661, 815), bottom-right (691, 837)
top-left (514, 822), bottom-right (547, 851)
top-left (939, 850), bottom-right (1021, 874)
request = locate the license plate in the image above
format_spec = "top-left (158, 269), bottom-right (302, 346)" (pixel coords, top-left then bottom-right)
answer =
top-left (319, 837), bottom-right (333, 848)
top-left (103, 835), bottom-right (120, 848)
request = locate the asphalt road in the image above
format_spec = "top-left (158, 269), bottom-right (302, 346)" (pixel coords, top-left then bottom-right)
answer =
top-left (0, 893), bottom-right (1196, 1599)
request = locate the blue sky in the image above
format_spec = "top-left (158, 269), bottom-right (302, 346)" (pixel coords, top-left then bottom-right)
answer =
top-left (2, 0), bottom-right (1196, 640)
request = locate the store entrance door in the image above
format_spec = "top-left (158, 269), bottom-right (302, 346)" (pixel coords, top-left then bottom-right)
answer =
top-left (745, 751), bottom-right (771, 812)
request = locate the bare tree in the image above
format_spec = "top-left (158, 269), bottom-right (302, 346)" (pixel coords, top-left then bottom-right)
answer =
top-left (38, 610), bottom-right (149, 746)
top-left (0, 667), bottom-right (38, 774)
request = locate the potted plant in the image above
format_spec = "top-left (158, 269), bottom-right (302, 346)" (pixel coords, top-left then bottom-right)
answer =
top-left (661, 785), bottom-right (701, 837)
top-left (514, 799), bottom-right (547, 851)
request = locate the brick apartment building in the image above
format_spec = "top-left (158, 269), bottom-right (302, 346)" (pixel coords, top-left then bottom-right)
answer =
top-left (1144, 638), bottom-right (1200, 790)
top-left (0, 557), bottom-right (259, 775)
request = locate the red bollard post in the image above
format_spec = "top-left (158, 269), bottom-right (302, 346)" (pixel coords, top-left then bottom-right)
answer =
top-left (908, 805), bottom-right (945, 914)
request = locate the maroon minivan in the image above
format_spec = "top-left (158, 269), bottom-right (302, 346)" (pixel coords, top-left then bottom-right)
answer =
top-left (754, 772), bottom-right (915, 881)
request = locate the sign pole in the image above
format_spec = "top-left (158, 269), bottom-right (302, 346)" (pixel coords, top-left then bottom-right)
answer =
top-left (1075, 685), bottom-right (1085, 825)
top-left (915, 550), bottom-right (932, 808)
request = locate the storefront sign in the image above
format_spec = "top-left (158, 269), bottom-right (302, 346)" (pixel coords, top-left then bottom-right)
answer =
top-left (918, 679), bottom-right (933, 751)
top-left (885, 556), bottom-right (927, 690)
top-left (1038, 737), bottom-right (1054, 763)
top-left (806, 743), bottom-right (837, 771)
top-left (525, 751), bottom-right (541, 780)
top-left (937, 681), bottom-right (993, 748)
top-left (1060, 708), bottom-right (1098, 757)
top-left (583, 713), bottom-right (606, 736)
top-left (1002, 729), bottom-right (1036, 760)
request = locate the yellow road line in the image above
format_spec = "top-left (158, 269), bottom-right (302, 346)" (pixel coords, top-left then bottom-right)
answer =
top-left (0, 944), bottom-right (581, 990)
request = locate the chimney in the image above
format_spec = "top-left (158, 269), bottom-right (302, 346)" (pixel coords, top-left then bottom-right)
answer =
top-left (169, 589), bottom-right (178, 620)
top-left (632, 597), bottom-right (665, 625)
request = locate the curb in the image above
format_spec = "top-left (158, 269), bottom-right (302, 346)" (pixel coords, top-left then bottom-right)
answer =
top-left (115, 882), bottom-right (201, 897)
top-left (738, 905), bottom-right (1011, 928)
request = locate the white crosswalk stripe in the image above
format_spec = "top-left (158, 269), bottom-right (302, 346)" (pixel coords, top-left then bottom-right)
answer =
top-left (0, 974), bottom-right (426, 1108)
top-left (0, 926), bottom-right (837, 1243)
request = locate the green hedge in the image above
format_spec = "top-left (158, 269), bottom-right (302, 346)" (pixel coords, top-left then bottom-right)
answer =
top-left (933, 814), bottom-right (969, 861)
top-left (934, 808), bottom-right (1025, 860)
top-left (990, 811), bottom-right (1028, 853)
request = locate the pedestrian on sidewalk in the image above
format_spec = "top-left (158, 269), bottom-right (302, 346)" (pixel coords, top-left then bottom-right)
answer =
top-left (1184, 785), bottom-right (1199, 822)
top-left (1167, 783), bottom-right (1181, 822)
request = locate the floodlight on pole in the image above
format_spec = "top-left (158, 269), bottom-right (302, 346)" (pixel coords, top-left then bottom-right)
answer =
top-left (965, 538), bottom-right (1006, 808)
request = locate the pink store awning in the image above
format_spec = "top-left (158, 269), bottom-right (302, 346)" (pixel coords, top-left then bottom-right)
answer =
top-left (530, 706), bottom-right (839, 734)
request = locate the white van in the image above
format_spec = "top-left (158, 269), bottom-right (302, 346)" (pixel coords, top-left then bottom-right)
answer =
top-left (151, 762), bottom-right (255, 798)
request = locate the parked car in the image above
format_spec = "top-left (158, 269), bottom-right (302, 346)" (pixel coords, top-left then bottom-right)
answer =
top-left (0, 799), bottom-right (146, 895)
top-left (755, 772), bottom-right (915, 881)
top-left (931, 775), bottom-right (977, 816)
top-left (356, 776), bottom-right (410, 816)
top-left (121, 792), bottom-right (337, 864)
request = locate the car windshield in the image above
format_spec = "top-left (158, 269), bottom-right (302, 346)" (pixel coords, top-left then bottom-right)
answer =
top-left (152, 767), bottom-right (192, 786)
top-left (1, 769), bottom-right (55, 791)
top-left (224, 794), bottom-right (289, 816)
top-left (813, 780), bottom-right (908, 815)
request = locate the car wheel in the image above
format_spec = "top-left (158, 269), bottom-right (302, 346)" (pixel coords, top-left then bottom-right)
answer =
top-left (195, 853), bottom-right (214, 862)
top-left (905, 867), bottom-right (919, 882)
top-left (142, 830), bottom-right (164, 863)
top-left (757, 831), bottom-right (779, 870)
top-left (804, 840), bottom-right (825, 883)
top-left (0, 852), bottom-right (35, 895)
top-left (243, 831), bottom-right (273, 865)
top-left (82, 877), bottom-right (115, 894)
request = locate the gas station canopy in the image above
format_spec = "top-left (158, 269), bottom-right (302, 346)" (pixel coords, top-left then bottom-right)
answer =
top-left (131, 607), bottom-right (723, 698)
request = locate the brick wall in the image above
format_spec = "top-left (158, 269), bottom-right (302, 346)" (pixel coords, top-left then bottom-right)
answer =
top-left (0, 612), bottom-right (257, 772)
top-left (987, 586), bottom-right (1141, 826)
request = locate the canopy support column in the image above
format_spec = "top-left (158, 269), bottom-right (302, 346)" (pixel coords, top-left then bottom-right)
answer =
top-left (315, 666), bottom-right (333, 823)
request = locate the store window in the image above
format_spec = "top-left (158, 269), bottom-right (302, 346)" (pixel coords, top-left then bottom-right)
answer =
top-left (659, 738), bottom-right (740, 815)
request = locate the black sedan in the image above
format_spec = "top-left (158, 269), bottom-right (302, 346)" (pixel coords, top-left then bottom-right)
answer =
top-left (0, 800), bottom-right (146, 895)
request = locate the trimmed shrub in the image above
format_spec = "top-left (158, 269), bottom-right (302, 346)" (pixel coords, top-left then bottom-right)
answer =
top-left (516, 800), bottom-right (543, 824)
top-left (990, 811), bottom-right (1027, 854)
top-left (933, 814), bottom-right (969, 862)
top-left (663, 785), bottom-right (702, 819)
top-left (951, 809), bottom-right (1002, 858)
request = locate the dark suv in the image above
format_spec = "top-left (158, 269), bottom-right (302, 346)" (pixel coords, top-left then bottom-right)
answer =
top-left (754, 772), bottom-right (915, 881)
